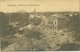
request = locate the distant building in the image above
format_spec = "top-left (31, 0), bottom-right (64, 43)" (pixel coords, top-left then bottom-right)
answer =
top-left (29, 9), bottom-right (44, 19)
top-left (29, 9), bottom-right (66, 33)
top-left (44, 15), bottom-right (58, 32)
top-left (29, 9), bottom-right (45, 29)
top-left (44, 14), bottom-right (67, 33)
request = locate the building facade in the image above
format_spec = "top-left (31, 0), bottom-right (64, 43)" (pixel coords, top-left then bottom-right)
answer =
top-left (44, 15), bottom-right (58, 32)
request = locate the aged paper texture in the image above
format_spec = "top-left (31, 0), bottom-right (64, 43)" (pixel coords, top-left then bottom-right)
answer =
top-left (0, 0), bottom-right (80, 51)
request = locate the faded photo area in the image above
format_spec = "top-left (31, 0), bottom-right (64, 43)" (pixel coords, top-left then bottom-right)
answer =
top-left (0, 0), bottom-right (80, 51)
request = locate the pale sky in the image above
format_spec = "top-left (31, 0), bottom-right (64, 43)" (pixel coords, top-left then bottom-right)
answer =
top-left (0, 0), bottom-right (80, 12)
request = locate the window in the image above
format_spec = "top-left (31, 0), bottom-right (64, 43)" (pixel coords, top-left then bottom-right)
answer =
top-left (55, 27), bottom-right (56, 29)
top-left (55, 22), bottom-right (56, 24)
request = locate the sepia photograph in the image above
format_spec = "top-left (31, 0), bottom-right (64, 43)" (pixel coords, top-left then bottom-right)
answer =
top-left (0, 0), bottom-right (80, 51)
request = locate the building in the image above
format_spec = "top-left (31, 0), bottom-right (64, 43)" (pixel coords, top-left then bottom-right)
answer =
top-left (44, 15), bottom-right (58, 32)
top-left (29, 9), bottom-right (67, 33)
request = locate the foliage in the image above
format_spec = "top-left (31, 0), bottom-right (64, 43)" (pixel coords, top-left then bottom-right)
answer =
top-left (24, 28), bottom-right (43, 39)
top-left (66, 14), bottom-right (79, 30)
top-left (66, 14), bottom-right (80, 41)
top-left (30, 17), bottom-right (42, 26)
top-left (0, 12), bottom-right (9, 36)
top-left (0, 12), bottom-right (29, 36)
top-left (1, 41), bottom-right (9, 49)
top-left (17, 28), bottom-right (49, 51)
top-left (57, 43), bottom-right (80, 51)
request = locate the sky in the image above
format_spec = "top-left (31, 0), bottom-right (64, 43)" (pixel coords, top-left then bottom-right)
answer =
top-left (0, 0), bottom-right (80, 12)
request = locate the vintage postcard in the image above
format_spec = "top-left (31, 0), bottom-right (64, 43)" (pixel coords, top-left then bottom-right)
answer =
top-left (0, 0), bottom-right (80, 52)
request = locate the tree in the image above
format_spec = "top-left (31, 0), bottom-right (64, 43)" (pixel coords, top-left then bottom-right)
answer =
top-left (0, 12), bottom-right (9, 36)
top-left (14, 28), bottom-right (49, 51)
top-left (24, 28), bottom-right (43, 51)
top-left (66, 13), bottom-right (80, 41)
top-left (57, 43), bottom-right (80, 51)
top-left (30, 17), bottom-right (42, 26)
